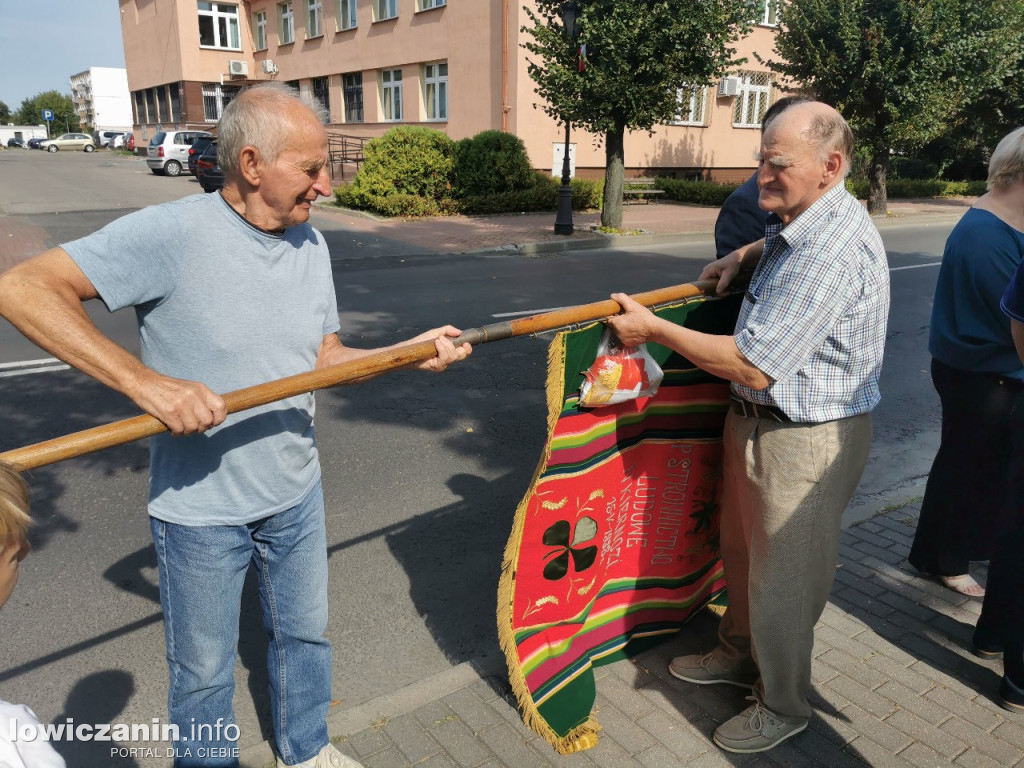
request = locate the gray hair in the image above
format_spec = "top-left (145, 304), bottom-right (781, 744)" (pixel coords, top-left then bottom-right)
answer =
top-left (806, 108), bottom-right (855, 177)
top-left (987, 126), bottom-right (1024, 191)
top-left (217, 82), bottom-right (329, 177)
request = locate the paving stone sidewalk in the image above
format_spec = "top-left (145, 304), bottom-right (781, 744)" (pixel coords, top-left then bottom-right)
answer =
top-left (244, 496), bottom-right (1019, 768)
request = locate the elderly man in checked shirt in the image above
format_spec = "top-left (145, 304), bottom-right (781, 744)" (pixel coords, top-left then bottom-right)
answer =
top-left (607, 101), bottom-right (890, 754)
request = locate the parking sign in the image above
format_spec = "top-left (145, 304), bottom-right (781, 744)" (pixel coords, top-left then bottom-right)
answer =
top-left (42, 109), bottom-right (54, 121)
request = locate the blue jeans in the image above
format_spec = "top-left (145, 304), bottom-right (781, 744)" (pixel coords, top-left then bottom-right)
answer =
top-left (151, 481), bottom-right (331, 767)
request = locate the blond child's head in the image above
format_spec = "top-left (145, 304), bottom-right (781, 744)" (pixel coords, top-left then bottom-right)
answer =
top-left (0, 462), bottom-right (31, 608)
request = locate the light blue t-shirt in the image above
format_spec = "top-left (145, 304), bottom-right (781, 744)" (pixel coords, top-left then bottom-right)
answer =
top-left (63, 193), bottom-right (340, 525)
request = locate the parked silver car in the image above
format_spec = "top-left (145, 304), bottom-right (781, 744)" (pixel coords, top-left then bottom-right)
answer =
top-left (146, 130), bottom-right (212, 176)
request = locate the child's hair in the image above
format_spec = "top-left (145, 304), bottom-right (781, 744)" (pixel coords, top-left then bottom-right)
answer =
top-left (0, 463), bottom-right (31, 547)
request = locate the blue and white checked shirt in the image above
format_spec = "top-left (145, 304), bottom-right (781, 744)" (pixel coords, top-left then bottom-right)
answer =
top-left (731, 183), bottom-right (890, 422)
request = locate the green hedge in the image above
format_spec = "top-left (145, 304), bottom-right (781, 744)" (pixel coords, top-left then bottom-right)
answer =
top-left (336, 172), bottom-right (603, 217)
top-left (655, 178), bottom-right (740, 206)
top-left (845, 178), bottom-right (986, 198)
top-left (453, 130), bottom-right (535, 198)
top-left (346, 126), bottom-right (455, 208)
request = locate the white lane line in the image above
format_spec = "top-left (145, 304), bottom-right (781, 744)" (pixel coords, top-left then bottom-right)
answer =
top-left (0, 358), bottom-right (70, 378)
top-left (491, 306), bottom-right (570, 318)
top-left (890, 262), bottom-right (941, 272)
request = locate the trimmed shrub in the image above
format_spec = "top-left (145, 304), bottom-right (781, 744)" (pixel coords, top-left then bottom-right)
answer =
top-left (453, 130), bottom-right (535, 198)
top-left (455, 173), bottom-right (602, 215)
top-left (571, 176), bottom-right (604, 210)
top-left (347, 126), bottom-right (456, 210)
top-left (656, 178), bottom-right (739, 206)
top-left (845, 178), bottom-right (986, 199)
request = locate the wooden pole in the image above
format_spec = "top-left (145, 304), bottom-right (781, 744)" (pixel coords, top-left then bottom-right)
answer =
top-left (0, 280), bottom-right (717, 471)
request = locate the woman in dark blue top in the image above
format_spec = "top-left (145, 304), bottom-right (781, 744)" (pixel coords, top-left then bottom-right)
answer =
top-left (909, 126), bottom-right (1024, 597)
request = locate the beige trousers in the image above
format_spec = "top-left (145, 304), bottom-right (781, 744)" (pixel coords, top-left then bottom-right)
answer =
top-left (714, 409), bottom-right (873, 721)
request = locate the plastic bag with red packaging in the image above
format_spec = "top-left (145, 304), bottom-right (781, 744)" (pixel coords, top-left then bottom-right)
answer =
top-left (578, 327), bottom-right (664, 407)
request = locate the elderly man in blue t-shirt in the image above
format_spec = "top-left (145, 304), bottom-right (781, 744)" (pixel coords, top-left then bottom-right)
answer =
top-left (607, 101), bottom-right (890, 754)
top-left (0, 84), bottom-right (471, 768)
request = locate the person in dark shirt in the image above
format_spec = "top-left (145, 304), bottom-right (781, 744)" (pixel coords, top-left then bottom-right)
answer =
top-left (908, 126), bottom-right (1024, 598)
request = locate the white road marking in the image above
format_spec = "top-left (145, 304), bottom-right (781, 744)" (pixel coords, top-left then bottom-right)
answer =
top-left (0, 357), bottom-right (70, 378)
top-left (890, 262), bottom-right (942, 272)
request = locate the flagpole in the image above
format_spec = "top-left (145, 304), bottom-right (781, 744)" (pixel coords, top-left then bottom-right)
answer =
top-left (0, 280), bottom-right (719, 471)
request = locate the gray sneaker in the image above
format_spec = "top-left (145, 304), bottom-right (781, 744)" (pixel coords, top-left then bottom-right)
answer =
top-left (668, 652), bottom-right (757, 689)
top-left (713, 697), bottom-right (808, 753)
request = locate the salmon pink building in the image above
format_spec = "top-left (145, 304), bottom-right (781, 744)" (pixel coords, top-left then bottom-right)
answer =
top-left (118, 0), bottom-right (783, 182)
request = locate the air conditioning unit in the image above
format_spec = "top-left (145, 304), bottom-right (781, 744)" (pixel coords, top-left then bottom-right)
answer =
top-left (228, 60), bottom-right (249, 77)
top-left (261, 59), bottom-right (278, 75)
top-left (718, 76), bottom-right (742, 97)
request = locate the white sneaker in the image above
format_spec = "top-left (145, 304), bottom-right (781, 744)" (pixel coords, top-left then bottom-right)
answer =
top-left (277, 743), bottom-right (364, 768)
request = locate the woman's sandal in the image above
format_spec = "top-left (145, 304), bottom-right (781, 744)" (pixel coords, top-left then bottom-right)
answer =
top-left (937, 573), bottom-right (986, 598)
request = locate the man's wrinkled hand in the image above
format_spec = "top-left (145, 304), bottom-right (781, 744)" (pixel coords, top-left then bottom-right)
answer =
top-left (412, 326), bottom-right (472, 372)
top-left (133, 374), bottom-right (227, 436)
top-left (606, 293), bottom-right (658, 347)
top-left (699, 252), bottom-right (742, 296)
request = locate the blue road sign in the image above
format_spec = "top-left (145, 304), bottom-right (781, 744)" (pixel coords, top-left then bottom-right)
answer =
top-left (42, 109), bottom-right (54, 121)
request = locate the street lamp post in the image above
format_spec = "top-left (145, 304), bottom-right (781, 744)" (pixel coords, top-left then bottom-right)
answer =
top-left (554, 1), bottom-right (581, 236)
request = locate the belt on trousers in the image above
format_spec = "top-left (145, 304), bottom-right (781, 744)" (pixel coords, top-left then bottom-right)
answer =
top-left (729, 396), bottom-right (790, 423)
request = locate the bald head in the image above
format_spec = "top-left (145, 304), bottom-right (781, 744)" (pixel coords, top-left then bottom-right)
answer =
top-left (757, 102), bottom-right (854, 224)
top-left (773, 102), bottom-right (854, 177)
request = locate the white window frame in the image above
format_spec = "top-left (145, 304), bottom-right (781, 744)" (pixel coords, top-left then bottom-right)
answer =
top-left (419, 0), bottom-right (446, 9)
top-left (197, 2), bottom-right (241, 50)
top-left (757, 0), bottom-right (780, 27)
top-left (307, 0), bottom-right (323, 37)
top-left (279, 2), bottom-right (295, 44)
top-left (732, 72), bottom-right (772, 128)
top-left (337, 0), bottom-right (357, 30)
top-left (375, 0), bottom-right (398, 21)
top-left (672, 85), bottom-right (708, 126)
top-left (381, 68), bottom-right (403, 121)
top-left (202, 83), bottom-right (239, 121)
top-left (254, 10), bottom-right (268, 50)
top-left (423, 61), bottom-right (448, 121)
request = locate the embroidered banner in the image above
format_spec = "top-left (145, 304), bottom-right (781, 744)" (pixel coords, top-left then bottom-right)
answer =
top-left (497, 292), bottom-right (740, 753)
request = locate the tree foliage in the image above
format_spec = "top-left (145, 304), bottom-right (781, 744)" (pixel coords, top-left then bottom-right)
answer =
top-left (766, 0), bottom-right (1024, 213)
top-left (0, 101), bottom-right (10, 124)
top-left (14, 91), bottom-right (79, 133)
top-left (523, 0), bottom-right (754, 228)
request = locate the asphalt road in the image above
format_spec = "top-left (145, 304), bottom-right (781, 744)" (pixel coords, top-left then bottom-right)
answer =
top-left (0, 149), bottom-right (953, 766)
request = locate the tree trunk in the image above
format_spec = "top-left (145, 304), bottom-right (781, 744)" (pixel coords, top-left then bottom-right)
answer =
top-left (867, 146), bottom-right (888, 216)
top-left (601, 126), bottom-right (626, 229)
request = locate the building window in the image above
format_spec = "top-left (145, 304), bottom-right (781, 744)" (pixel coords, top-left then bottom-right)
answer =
top-left (307, 0), bottom-right (323, 37)
top-left (169, 85), bottom-right (182, 122)
top-left (756, 0), bottom-right (779, 27)
top-left (419, 0), bottom-right (445, 9)
top-left (312, 76), bottom-right (330, 113)
top-left (343, 73), bottom-right (363, 122)
top-left (279, 2), bottom-right (294, 44)
top-left (254, 10), bottom-right (267, 49)
top-left (203, 83), bottom-right (240, 121)
top-left (337, 0), bottom-right (357, 30)
top-left (672, 85), bottom-right (708, 126)
top-left (197, 2), bottom-right (241, 49)
top-left (423, 62), bottom-right (447, 121)
top-left (375, 0), bottom-right (398, 21)
top-left (732, 71), bottom-right (772, 128)
top-left (381, 69), bottom-right (402, 121)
